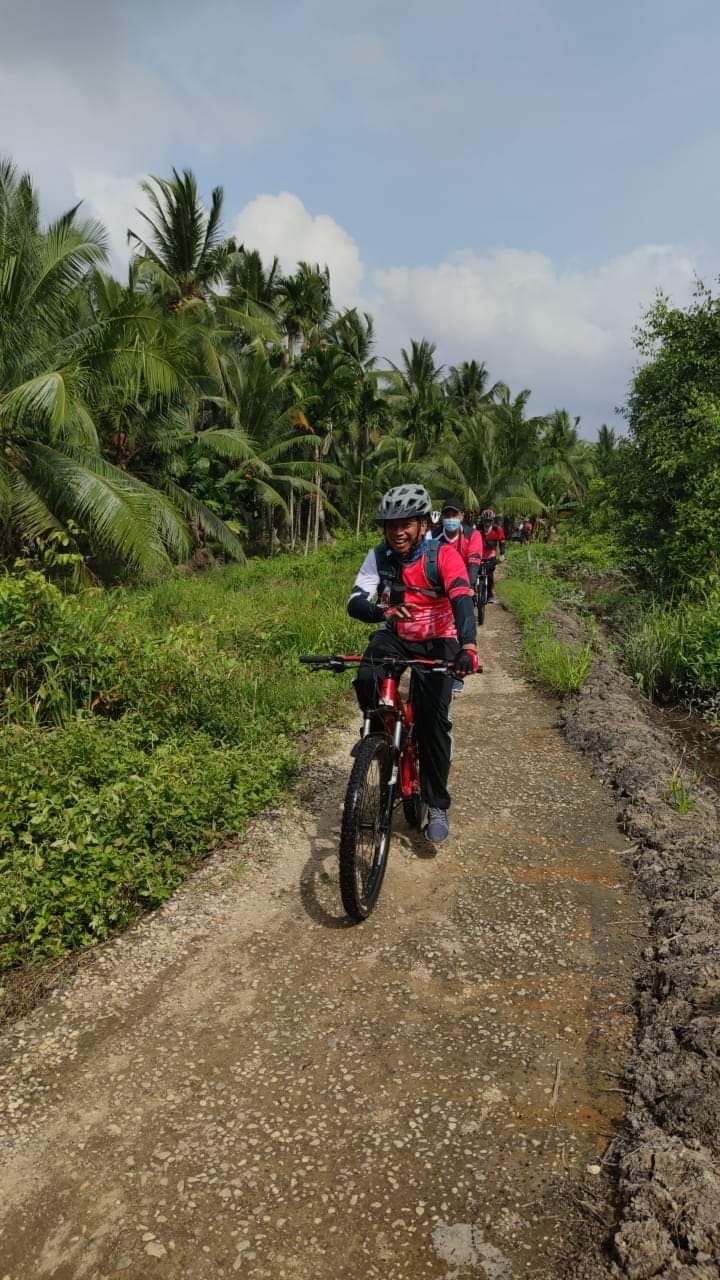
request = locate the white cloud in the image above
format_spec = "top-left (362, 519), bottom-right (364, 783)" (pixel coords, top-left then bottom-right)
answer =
top-left (233, 191), bottom-right (699, 429)
top-left (367, 244), bottom-right (698, 427)
top-left (72, 171), bottom-right (149, 275)
top-left (234, 193), bottom-right (364, 306)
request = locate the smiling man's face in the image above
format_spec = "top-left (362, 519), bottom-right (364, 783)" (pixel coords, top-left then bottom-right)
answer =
top-left (384, 517), bottom-right (424, 555)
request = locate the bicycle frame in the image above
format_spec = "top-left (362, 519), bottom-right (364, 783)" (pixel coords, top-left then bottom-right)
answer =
top-left (300, 652), bottom-right (473, 918)
top-left (300, 654), bottom-right (450, 804)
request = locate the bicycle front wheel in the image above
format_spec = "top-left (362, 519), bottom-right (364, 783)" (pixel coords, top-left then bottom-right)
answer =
top-left (339, 734), bottom-right (394, 921)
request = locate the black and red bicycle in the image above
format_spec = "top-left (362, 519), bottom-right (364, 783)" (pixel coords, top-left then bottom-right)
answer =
top-left (300, 654), bottom-right (461, 921)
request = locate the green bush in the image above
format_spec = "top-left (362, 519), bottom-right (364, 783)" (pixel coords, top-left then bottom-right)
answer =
top-left (0, 716), bottom-right (296, 967)
top-left (0, 570), bottom-right (117, 725)
top-left (0, 542), bottom-right (368, 973)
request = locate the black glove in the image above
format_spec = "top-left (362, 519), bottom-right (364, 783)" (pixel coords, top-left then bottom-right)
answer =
top-left (453, 647), bottom-right (479, 677)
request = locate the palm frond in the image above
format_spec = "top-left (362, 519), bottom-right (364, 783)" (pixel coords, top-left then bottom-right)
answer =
top-left (163, 480), bottom-right (245, 561)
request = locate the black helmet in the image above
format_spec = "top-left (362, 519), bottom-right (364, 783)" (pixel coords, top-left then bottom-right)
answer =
top-left (375, 484), bottom-right (432, 523)
top-left (440, 497), bottom-right (464, 514)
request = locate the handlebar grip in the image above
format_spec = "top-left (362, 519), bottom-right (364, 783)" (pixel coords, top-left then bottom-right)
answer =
top-left (299, 655), bottom-right (333, 664)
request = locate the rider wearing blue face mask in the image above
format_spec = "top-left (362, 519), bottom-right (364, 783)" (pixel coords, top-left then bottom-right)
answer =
top-left (439, 500), bottom-right (484, 585)
top-left (439, 500), bottom-right (484, 692)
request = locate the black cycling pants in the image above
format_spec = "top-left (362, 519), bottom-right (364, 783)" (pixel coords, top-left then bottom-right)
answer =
top-left (353, 629), bottom-right (459, 810)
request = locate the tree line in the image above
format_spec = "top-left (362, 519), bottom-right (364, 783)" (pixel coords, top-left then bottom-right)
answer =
top-left (0, 158), bottom-right (598, 578)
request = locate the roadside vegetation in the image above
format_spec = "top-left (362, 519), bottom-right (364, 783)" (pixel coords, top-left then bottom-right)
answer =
top-left (498, 546), bottom-right (593, 694)
top-left (0, 542), bottom-right (361, 980)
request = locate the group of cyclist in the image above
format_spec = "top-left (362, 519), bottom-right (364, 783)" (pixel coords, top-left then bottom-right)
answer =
top-left (347, 484), bottom-right (507, 846)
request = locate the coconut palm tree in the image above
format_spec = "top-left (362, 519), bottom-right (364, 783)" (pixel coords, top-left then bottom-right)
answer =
top-left (383, 338), bottom-right (447, 451)
top-left (128, 168), bottom-right (237, 308)
top-left (537, 409), bottom-right (593, 505)
top-left (445, 359), bottom-right (498, 417)
top-left (0, 159), bottom-right (243, 573)
top-left (277, 262), bottom-right (333, 360)
top-left (425, 412), bottom-right (544, 518)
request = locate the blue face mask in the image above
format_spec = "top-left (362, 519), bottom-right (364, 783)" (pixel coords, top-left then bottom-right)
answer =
top-left (443, 517), bottom-right (461, 534)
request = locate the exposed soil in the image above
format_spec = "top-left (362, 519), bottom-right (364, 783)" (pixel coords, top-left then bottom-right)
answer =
top-left (0, 604), bottom-right (640, 1278)
top-left (560, 625), bottom-right (720, 1278)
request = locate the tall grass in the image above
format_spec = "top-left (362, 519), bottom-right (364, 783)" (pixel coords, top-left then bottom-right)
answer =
top-left (498, 559), bottom-right (592, 696)
top-left (522, 624), bottom-right (592, 694)
top-left (621, 591), bottom-right (720, 701)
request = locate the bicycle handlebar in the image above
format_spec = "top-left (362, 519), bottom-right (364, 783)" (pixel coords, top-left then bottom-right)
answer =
top-left (299, 654), bottom-right (479, 675)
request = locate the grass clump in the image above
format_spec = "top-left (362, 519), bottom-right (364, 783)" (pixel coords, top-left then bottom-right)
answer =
top-left (0, 541), bottom-right (366, 973)
top-left (497, 575), bottom-right (552, 628)
top-left (666, 768), bottom-right (697, 815)
top-left (498, 560), bottom-right (592, 695)
top-left (521, 625), bottom-right (592, 694)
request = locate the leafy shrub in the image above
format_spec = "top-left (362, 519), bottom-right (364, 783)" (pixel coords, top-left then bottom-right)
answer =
top-left (0, 570), bottom-right (117, 724)
top-left (0, 541), bottom-right (368, 973)
top-left (0, 716), bottom-right (296, 967)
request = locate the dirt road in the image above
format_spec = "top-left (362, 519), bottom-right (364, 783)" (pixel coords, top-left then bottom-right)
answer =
top-left (0, 605), bottom-right (640, 1279)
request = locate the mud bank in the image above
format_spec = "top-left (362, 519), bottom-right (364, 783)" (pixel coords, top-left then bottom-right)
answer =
top-left (559, 626), bottom-right (720, 1278)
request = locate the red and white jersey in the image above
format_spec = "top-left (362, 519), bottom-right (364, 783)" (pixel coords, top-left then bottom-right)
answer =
top-left (350, 540), bottom-right (473, 642)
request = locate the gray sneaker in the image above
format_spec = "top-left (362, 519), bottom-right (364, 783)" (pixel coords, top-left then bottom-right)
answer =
top-left (425, 808), bottom-right (449, 843)
top-left (452, 678), bottom-right (464, 695)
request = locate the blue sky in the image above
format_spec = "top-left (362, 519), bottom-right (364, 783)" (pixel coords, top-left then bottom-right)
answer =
top-left (2, 0), bottom-right (718, 432)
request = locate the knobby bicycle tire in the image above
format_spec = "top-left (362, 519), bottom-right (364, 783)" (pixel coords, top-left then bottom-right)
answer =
top-left (339, 734), bottom-right (394, 921)
top-left (477, 578), bottom-right (487, 626)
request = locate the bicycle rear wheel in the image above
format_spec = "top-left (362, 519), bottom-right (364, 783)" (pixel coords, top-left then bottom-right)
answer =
top-left (477, 579), bottom-right (487, 626)
top-left (339, 734), bottom-right (394, 920)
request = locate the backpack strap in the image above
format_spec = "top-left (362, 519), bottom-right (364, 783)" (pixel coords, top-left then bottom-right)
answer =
top-left (376, 539), bottom-right (443, 600)
top-left (422, 538), bottom-right (441, 591)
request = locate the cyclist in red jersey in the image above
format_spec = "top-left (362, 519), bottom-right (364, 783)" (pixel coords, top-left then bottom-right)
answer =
top-left (479, 507), bottom-right (505, 603)
top-left (348, 484), bottom-right (479, 844)
top-left (439, 498), bottom-right (484, 692)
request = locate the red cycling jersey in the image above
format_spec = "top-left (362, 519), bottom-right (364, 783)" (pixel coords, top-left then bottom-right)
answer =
top-left (481, 525), bottom-right (505, 560)
top-left (442, 525), bottom-right (484, 578)
top-left (349, 540), bottom-right (474, 643)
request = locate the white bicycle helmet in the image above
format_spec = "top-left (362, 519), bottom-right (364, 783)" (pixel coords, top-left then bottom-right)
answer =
top-left (375, 484), bottom-right (433, 523)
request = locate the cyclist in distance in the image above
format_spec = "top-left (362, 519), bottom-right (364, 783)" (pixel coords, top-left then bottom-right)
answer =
top-left (438, 498), bottom-right (484, 692)
top-left (479, 508), bottom-right (506, 603)
top-left (348, 484), bottom-right (479, 844)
